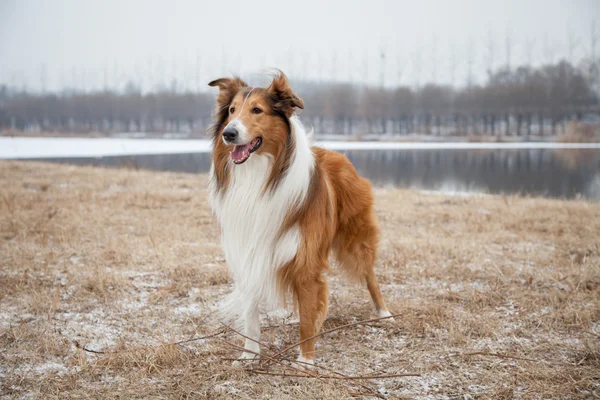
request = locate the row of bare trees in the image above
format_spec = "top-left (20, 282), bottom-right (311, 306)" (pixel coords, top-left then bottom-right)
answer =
top-left (0, 60), bottom-right (598, 137)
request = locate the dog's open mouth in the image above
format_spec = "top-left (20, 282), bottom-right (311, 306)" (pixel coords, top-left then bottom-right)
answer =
top-left (231, 137), bottom-right (262, 164)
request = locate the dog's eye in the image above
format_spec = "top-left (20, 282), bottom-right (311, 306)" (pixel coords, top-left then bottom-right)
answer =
top-left (229, 107), bottom-right (235, 114)
top-left (252, 107), bottom-right (263, 114)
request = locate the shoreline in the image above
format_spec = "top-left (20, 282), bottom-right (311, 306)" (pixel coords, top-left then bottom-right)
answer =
top-left (2, 136), bottom-right (600, 159)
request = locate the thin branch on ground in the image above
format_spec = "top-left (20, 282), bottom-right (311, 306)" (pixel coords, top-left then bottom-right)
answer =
top-left (263, 313), bottom-right (400, 366)
top-left (249, 369), bottom-right (419, 380)
top-left (221, 323), bottom-right (278, 352)
top-left (173, 329), bottom-right (227, 346)
top-left (74, 341), bottom-right (108, 354)
top-left (461, 351), bottom-right (539, 362)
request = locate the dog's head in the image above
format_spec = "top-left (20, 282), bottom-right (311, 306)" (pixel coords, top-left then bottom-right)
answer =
top-left (208, 71), bottom-right (304, 165)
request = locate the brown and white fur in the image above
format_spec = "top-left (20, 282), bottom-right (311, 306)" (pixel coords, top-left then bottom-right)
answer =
top-left (208, 72), bottom-right (391, 365)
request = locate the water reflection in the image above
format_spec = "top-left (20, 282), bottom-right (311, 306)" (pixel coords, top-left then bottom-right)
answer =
top-left (40, 148), bottom-right (600, 200)
top-left (343, 149), bottom-right (600, 199)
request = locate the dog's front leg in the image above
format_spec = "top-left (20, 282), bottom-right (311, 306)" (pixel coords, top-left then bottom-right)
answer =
top-left (240, 305), bottom-right (260, 360)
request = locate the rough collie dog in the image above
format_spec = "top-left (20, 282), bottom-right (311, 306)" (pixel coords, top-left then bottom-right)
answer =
top-left (208, 72), bottom-right (391, 365)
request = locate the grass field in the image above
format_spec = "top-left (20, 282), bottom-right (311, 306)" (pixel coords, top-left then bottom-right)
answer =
top-left (1, 161), bottom-right (599, 399)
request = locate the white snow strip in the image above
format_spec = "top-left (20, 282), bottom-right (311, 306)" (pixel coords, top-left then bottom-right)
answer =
top-left (317, 141), bottom-right (600, 150)
top-left (1, 137), bottom-right (600, 159)
top-left (0, 137), bottom-right (213, 159)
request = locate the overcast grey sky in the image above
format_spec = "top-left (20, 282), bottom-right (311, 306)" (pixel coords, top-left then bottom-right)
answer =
top-left (1, 0), bottom-right (598, 92)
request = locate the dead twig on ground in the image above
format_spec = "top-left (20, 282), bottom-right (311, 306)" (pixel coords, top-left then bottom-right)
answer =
top-left (249, 369), bottom-right (420, 380)
top-left (74, 341), bottom-right (108, 355)
top-left (263, 313), bottom-right (400, 366)
top-left (173, 329), bottom-right (227, 346)
top-left (460, 351), bottom-right (539, 362)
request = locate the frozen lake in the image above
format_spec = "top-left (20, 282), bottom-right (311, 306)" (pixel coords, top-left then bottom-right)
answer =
top-left (2, 137), bottom-right (600, 200)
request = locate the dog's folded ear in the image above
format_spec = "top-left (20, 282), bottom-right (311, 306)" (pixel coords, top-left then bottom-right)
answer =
top-left (267, 71), bottom-right (304, 118)
top-left (208, 77), bottom-right (248, 108)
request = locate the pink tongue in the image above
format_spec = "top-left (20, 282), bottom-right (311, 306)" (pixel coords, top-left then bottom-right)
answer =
top-left (231, 143), bottom-right (252, 162)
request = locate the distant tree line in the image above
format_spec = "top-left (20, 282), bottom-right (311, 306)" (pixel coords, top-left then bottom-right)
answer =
top-left (0, 60), bottom-right (598, 137)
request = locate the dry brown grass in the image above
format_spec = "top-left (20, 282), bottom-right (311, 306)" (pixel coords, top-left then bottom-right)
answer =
top-left (465, 134), bottom-right (509, 143)
top-left (1, 161), bottom-right (599, 399)
top-left (0, 129), bottom-right (109, 138)
top-left (558, 121), bottom-right (600, 143)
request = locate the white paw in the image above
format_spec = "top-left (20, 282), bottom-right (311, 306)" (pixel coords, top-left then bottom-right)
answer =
top-left (296, 355), bottom-right (315, 369)
top-left (378, 309), bottom-right (395, 321)
top-left (231, 352), bottom-right (259, 367)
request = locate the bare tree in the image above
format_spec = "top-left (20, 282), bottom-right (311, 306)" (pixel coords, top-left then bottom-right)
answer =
top-left (485, 31), bottom-right (496, 76)
top-left (430, 34), bottom-right (438, 83)
top-left (412, 37), bottom-right (423, 89)
top-left (587, 20), bottom-right (599, 98)
top-left (567, 26), bottom-right (580, 65)
top-left (466, 38), bottom-right (475, 88)
top-left (362, 48), bottom-right (370, 85)
top-left (395, 49), bottom-right (407, 87)
top-left (524, 37), bottom-right (536, 67)
top-left (543, 32), bottom-right (556, 65)
top-left (504, 29), bottom-right (512, 71)
top-left (448, 43), bottom-right (457, 87)
top-left (379, 47), bottom-right (386, 89)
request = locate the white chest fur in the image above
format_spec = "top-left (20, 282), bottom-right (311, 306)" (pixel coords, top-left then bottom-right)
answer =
top-left (209, 117), bottom-right (314, 320)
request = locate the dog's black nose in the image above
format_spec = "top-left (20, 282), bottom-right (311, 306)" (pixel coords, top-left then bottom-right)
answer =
top-left (223, 127), bottom-right (238, 142)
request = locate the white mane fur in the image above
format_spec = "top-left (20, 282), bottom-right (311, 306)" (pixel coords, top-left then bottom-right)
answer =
top-left (209, 116), bottom-right (314, 327)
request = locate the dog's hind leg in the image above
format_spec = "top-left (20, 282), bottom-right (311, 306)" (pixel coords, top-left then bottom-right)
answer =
top-left (333, 213), bottom-right (392, 318)
top-left (294, 273), bottom-right (329, 366)
top-left (365, 268), bottom-right (392, 318)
